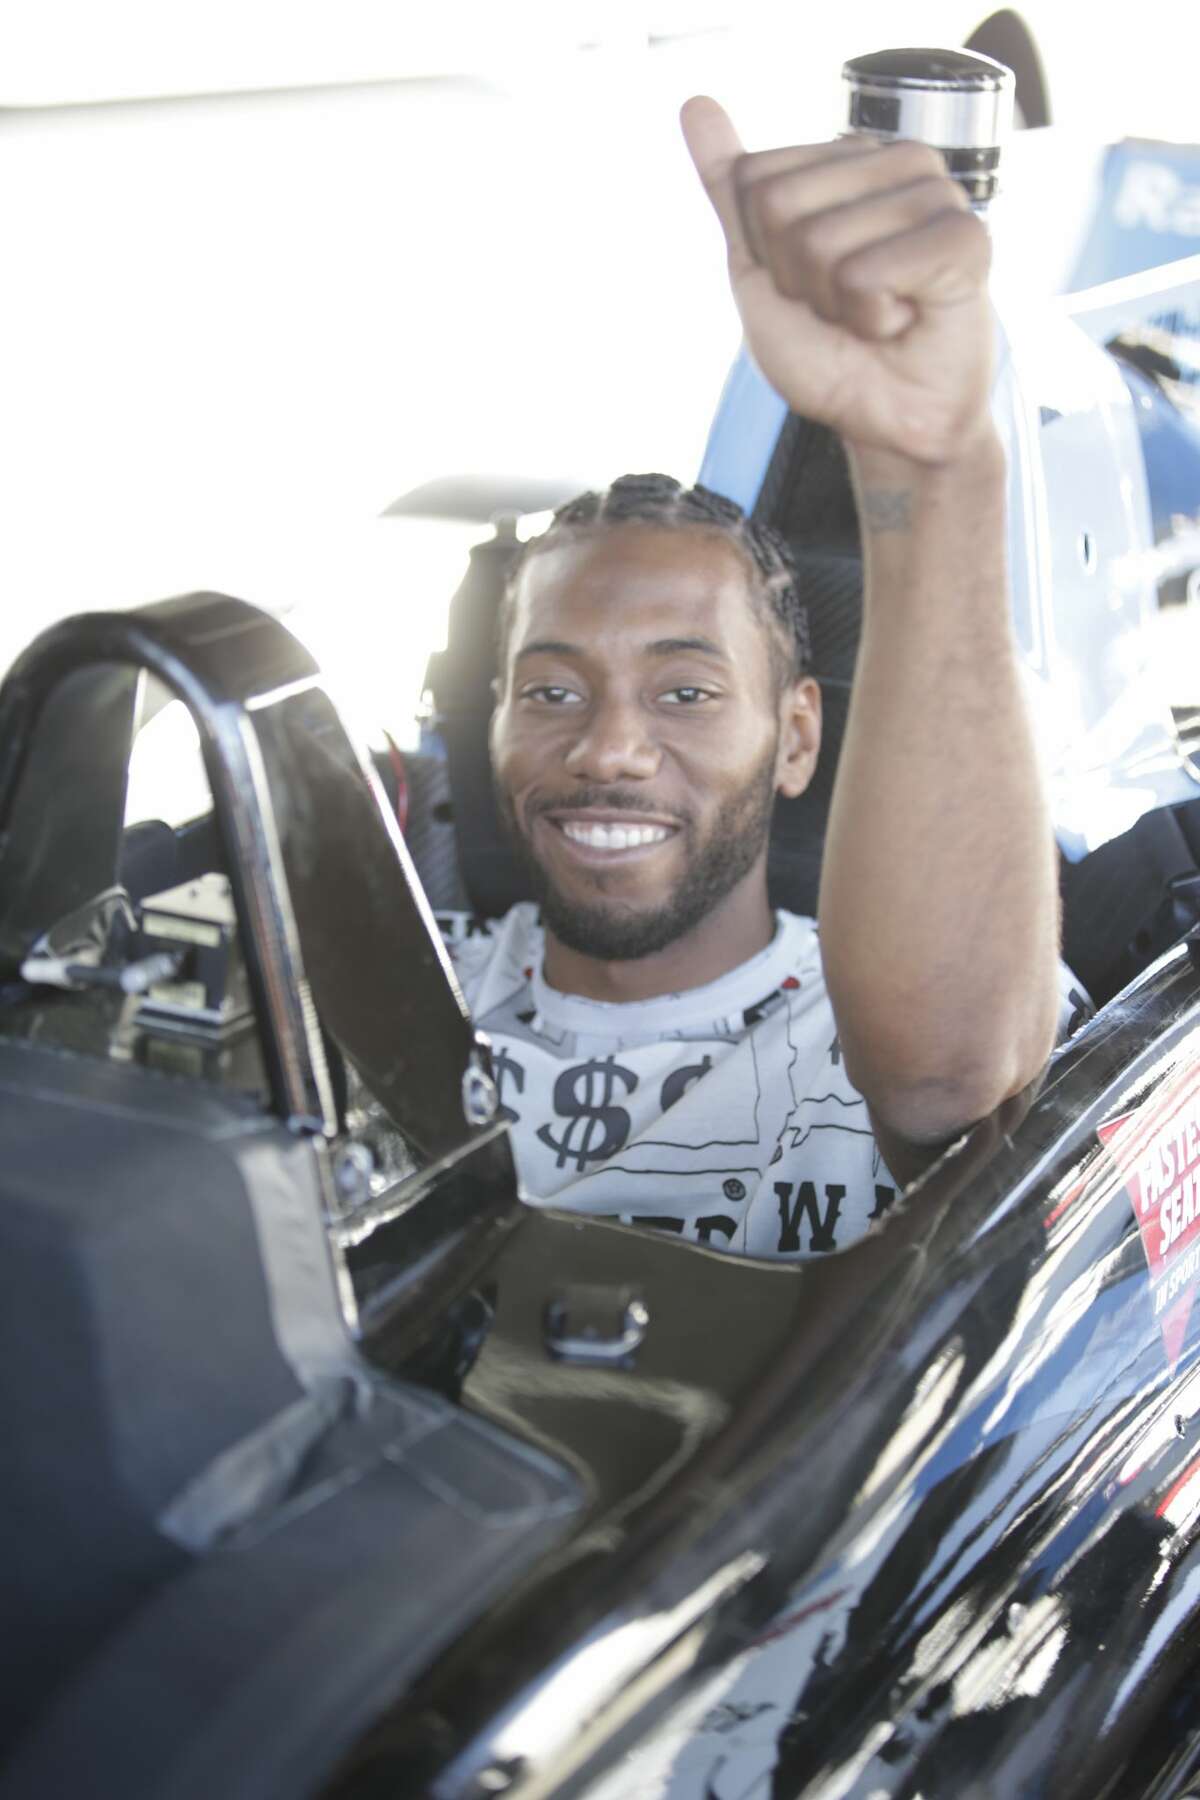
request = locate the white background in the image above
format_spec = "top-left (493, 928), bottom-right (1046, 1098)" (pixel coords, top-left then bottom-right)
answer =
top-left (2, 1), bottom-right (1198, 743)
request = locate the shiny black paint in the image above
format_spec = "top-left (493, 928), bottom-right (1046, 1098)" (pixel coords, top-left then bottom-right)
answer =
top-left (9, 595), bottom-right (1200, 1795)
top-left (329, 950), bottom-right (1200, 1798)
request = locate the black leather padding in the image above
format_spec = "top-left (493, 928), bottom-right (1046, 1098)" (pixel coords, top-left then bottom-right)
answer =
top-left (767, 551), bottom-right (863, 919)
top-left (0, 1048), bottom-right (302, 1759)
top-left (1059, 796), bottom-right (1200, 1005)
top-left (424, 530), bottom-right (865, 926)
top-left (0, 1385), bottom-right (579, 1800)
top-left (427, 533), bottom-right (527, 920)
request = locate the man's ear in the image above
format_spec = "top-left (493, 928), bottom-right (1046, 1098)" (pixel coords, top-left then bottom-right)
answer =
top-left (774, 675), bottom-right (822, 800)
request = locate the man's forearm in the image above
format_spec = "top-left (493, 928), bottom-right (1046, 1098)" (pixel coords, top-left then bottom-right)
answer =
top-left (817, 430), bottom-right (1061, 1148)
top-left (680, 107), bottom-right (1061, 1151)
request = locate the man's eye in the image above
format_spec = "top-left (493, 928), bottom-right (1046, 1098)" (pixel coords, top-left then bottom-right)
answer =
top-left (661, 686), bottom-right (714, 706)
top-left (522, 684), bottom-right (583, 705)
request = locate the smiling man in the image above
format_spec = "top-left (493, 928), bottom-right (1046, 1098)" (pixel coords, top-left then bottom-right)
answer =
top-left (447, 102), bottom-right (1063, 1258)
top-left (493, 491), bottom-right (816, 991)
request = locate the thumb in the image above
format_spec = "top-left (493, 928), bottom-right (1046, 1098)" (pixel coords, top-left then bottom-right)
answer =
top-left (680, 95), bottom-right (752, 272)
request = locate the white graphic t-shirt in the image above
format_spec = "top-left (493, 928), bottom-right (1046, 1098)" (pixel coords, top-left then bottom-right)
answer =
top-left (446, 904), bottom-right (898, 1260)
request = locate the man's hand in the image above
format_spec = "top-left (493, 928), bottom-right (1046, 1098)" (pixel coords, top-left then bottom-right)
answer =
top-left (681, 96), bottom-right (993, 467)
top-left (683, 94), bottom-right (1061, 1170)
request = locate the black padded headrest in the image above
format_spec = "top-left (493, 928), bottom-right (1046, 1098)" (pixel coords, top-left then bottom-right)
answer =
top-left (426, 534), bottom-right (525, 920)
top-left (767, 550), bottom-right (863, 917)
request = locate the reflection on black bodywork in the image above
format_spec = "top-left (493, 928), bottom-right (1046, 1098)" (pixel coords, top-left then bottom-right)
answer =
top-left (327, 958), bottom-right (1200, 1800)
top-left (249, 681), bottom-right (477, 1164)
top-left (0, 661), bottom-right (141, 973)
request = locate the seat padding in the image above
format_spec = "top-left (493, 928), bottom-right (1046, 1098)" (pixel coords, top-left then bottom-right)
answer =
top-left (0, 1389), bottom-right (580, 1800)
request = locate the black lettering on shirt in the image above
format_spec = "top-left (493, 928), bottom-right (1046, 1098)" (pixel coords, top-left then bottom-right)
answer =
top-left (536, 1057), bottom-right (637, 1171)
top-left (774, 1180), bottom-right (845, 1253)
top-left (696, 1215), bottom-right (737, 1245)
top-left (869, 1183), bottom-right (896, 1223)
top-left (660, 1054), bottom-right (713, 1112)
top-left (492, 1046), bottom-right (525, 1124)
top-left (743, 989), bottom-right (786, 1028)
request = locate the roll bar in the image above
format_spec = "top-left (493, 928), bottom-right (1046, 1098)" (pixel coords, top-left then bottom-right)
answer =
top-left (0, 593), bottom-right (489, 1160)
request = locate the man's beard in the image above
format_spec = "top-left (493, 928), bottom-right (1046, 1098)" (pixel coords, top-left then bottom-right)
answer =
top-left (496, 750), bottom-right (778, 964)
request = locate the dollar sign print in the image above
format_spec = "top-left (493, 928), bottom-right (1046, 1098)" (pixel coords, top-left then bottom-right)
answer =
top-left (537, 1057), bottom-right (637, 1171)
top-left (491, 1047), bottom-right (526, 1125)
top-left (660, 1054), bottom-right (712, 1113)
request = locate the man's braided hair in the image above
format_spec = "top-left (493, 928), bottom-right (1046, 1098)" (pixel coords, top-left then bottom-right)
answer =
top-left (499, 473), bottom-right (811, 686)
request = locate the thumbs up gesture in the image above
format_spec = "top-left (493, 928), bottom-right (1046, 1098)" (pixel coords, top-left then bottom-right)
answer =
top-left (681, 97), bottom-right (995, 467)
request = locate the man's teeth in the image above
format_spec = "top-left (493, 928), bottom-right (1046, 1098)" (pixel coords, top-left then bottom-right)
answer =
top-left (561, 820), bottom-right (671, 851)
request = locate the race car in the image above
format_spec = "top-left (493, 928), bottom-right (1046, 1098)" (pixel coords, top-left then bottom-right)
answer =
top-left (6, 46), bottom-right (1200, 1800)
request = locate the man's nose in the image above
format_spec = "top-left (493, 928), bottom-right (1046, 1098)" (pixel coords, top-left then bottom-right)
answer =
top-left (562, 694), bottom-right (661, 783)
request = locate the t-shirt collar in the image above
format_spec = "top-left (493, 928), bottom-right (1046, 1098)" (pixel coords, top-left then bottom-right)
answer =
top-left (529, 911), bottom-right (814, 1039)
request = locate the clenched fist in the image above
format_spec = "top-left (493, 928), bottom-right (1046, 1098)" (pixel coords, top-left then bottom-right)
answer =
top-left (681, 96), bottom-right (995, 467)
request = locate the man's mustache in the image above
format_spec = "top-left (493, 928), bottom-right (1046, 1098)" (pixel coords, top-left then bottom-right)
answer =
top-left (524, 788), bottom-right (691, 826)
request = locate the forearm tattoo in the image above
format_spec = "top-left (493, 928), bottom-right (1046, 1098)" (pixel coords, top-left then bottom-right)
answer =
top-left (860, 488), bottom-right (913, 533)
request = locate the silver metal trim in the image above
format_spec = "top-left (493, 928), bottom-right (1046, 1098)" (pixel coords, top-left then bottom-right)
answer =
top-left (544, 1296), bottom-right (650, 1366)
top-left (462, 1044), bottom-right (500, 1126)
top-left (230, 711), bottom-right (340, 1136)
top-left (843, 78), bottom-right (1012, 149)
top-left (330, 1115), bottom-right (512, 1250)
top-left (244, 673), bottom-right (323, 713)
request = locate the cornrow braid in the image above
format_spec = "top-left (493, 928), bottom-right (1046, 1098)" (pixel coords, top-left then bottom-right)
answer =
top-left (499, 473), bottom-right (810, 684)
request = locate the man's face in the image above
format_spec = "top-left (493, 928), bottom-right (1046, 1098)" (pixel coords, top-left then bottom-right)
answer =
top-left (490, 524), bottom-right (819, 965)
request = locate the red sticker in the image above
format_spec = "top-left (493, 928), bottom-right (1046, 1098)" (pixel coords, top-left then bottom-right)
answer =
top-left (1098, 1064), bottom-right (1200, 1370)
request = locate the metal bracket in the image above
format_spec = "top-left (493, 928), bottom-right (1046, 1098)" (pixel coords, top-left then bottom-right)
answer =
top-left (543, 1285), bottom-right (650, 1368)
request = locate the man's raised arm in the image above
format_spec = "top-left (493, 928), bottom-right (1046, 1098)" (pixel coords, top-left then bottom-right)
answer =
top-left (681, 97), bottom-right (1060, 1173)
